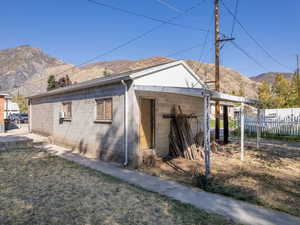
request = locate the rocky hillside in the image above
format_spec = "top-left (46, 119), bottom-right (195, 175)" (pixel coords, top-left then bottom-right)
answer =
top-left (2, 45), bottom-right (259, 99)
top-left (250, 72), bottom-right (294, 84)
top-left (0, 45), bottom-right (64, 91)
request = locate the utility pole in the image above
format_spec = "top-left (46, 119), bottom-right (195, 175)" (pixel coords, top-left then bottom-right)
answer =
top-left (214, 0), bottom-right (221, 142)
top-left (214, 0), bottom-right (234, 142)
top-left (297, 55), bottom-right (300, 107)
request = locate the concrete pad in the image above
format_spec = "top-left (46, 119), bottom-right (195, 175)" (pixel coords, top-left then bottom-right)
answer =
top-left (41, 143), bottom-right (300, 225)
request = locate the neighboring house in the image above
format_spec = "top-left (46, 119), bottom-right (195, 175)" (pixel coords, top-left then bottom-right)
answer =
top-left (0, 93), bottom-right (8, 133)
top-left (4, 97), bottom-right (20, 118)
top-left (28, 61), bottom-right (258, 168)
top-left (263, 108), bottom-right (300, 121)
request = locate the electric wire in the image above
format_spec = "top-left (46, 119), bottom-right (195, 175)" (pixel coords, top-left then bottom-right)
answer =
top-left (37, 0), bottom-right (207, 80)
top-left (221, 0), bottom-right (292, 71)
top-left (88, 0), bottom-right (207, 32)
top-left (155, 0), bottom-right (183, 13)
top-left (231, 41), bottom-right (269, 71)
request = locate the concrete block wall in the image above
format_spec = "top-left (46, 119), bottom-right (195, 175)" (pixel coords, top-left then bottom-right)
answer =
top-left (31, 83), bottom-right (128, 163)
top-left (135, 91), bottom-right (204, 157)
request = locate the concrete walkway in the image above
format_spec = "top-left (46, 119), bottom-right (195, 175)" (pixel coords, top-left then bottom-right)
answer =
top-left (39, 143), bottom-right (300, 225)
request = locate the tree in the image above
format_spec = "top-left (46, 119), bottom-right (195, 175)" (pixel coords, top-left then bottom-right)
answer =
top-left (47, 75), bottom-right (57, 91)
top-left (272, 74), bottom-right (293, 108)
top-left (258, 81), bottom-right (273, 109)
top-left (12, 95), bottom-right (28, 113)
top-left (258, 74), bottom-right (298, 109)
top-left (57, 77), bottom-right (67, 88)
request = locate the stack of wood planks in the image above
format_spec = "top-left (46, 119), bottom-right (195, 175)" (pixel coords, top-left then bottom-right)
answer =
top-left (169, 105), bottom-right (203, 160)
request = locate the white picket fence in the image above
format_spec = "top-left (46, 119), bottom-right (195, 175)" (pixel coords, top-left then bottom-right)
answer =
top-left (243, 116), bottom-right (300, 136)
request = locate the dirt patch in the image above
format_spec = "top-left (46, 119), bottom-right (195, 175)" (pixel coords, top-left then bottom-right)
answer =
top-left (0, 148), bottom-right (238, 225)
top-left (140, 141), bottom-right (300, 217)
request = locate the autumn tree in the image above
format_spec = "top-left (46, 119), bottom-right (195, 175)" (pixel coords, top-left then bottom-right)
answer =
top-left (258, 81), bottom-right (273, 108)
top-left (12, 96), bottom-right (28, 113)
top-left (272, 74), bottom-right (292, 108)
top-left (258, 74), bottom-right (298, 109)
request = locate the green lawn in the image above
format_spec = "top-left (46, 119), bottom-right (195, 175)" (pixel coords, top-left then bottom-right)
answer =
top-left (0, 148), bottom-right (239, 225)
top-left (210, 120), bottom-right (237, 129)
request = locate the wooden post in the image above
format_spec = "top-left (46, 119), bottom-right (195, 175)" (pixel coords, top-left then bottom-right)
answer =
top-left (256, 107), bottom-right (261, 149)
top-left (204, 94), bottom-right (211, 178)
top-left (223, 105), bottom-right (229, 144)
top-left (240, 103), bottom-right (245, 161)
top-left (214, 0), bottom-right (221, 142)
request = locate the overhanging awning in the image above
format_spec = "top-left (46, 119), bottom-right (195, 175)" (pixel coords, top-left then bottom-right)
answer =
top-left (134, 85), bottom-right (260, 105)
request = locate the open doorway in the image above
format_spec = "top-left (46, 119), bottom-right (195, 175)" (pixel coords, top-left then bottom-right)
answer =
top-left (139, 98), bottom-right (155, 150)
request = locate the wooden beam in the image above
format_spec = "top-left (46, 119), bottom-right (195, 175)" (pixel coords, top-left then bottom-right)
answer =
top-left (163, 114), bottom-right (198, 119)
top-left (203, 94), bottom-right (211, 178)
top-left (223, 105), bottom-right (229, 144)
top-left (240, 103), bottom-right (245, 161)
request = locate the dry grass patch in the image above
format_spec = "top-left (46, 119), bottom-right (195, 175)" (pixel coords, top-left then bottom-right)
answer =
top-left (140, 141), bottom-right (300, 217)
top-left (0, 148), bottom-right (238, 225)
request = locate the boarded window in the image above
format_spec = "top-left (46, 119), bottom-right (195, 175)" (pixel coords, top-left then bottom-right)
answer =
top-left (96, 98), bottom-right (113, 121)
top-left (62, 102), bottom-right (72, 119)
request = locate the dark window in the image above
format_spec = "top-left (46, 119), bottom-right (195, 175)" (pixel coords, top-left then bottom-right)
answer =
top-left (95, 98), bottom-right (112, 122)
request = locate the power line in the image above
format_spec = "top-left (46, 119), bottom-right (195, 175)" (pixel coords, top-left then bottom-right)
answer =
top-left (155, 0), bottom-right (183, 13)
top-left (167, 42), bottom-right (205, 57)
top-left (88, 0), bottom-right (208, 32)
top-left (221, 0), bottom-right (292, 71)
top-left (199, 13), bottom-right (214, 61)
top-left (231, 41), bottom-right (269, 71)
top-left (230, 0), bottom-right (239, 37)
top-left (39, 0), bottom-right (206, 80)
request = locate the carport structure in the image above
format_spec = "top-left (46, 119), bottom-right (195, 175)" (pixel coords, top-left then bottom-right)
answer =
top-left (135, 85), bottom-right (261, 178)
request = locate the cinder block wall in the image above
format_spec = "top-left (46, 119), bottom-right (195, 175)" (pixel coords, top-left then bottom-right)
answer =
top-left (135, 91), bottom-right (204, 157)
top-left (31, 83), bottom-right (129, 163)
top-left (0, 97), bottom-right (4, 132)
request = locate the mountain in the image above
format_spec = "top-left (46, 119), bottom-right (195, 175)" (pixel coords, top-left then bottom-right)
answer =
top-left (250, 72), bottom-right (294, 84)
top-left (0, 45), bottom-right (64, 91)
top-left (1, 45), bottom-right (259, 99)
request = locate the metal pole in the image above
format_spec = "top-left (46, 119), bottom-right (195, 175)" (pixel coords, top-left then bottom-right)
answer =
top-left (204, 94), bottom-right (211, 178)
top-left (223, 105), bottom-right (229, 144)
top-left (240, 103), bottom-right (245, 160)
top-left (256, 107), bottom-right (261, 149)
top-left (297, 55), bottom-right (300, 107)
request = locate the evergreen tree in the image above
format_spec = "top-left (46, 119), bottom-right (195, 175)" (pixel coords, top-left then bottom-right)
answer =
top-left (47, 75), bottom-right (57, 91)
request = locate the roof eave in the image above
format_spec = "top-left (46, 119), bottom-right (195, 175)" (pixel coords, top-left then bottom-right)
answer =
top-left (28, 75), bottom-right (131, 99)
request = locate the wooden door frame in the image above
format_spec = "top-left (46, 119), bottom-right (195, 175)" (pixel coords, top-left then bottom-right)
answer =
top-left (138, 96), bottom-right (156, 151)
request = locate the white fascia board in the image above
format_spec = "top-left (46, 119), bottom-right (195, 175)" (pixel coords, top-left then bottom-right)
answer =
top-left (134, 85), bottom-right (206, 98)
top-left (211, 91), bottom-right (260, 105)
top-left (130, 60), bottom-right (208, 89)
top-left (180, 61), bottom-right (209, 89)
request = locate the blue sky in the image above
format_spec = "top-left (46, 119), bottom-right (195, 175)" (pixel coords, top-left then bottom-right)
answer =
top-left (0, 0), bottom-right (299, 77)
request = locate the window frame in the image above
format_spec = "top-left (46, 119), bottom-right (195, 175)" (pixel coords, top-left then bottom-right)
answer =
top-left (94, 97), bottom-right (113, 123)
top-left (62, 102), bottom-right (72, 121)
